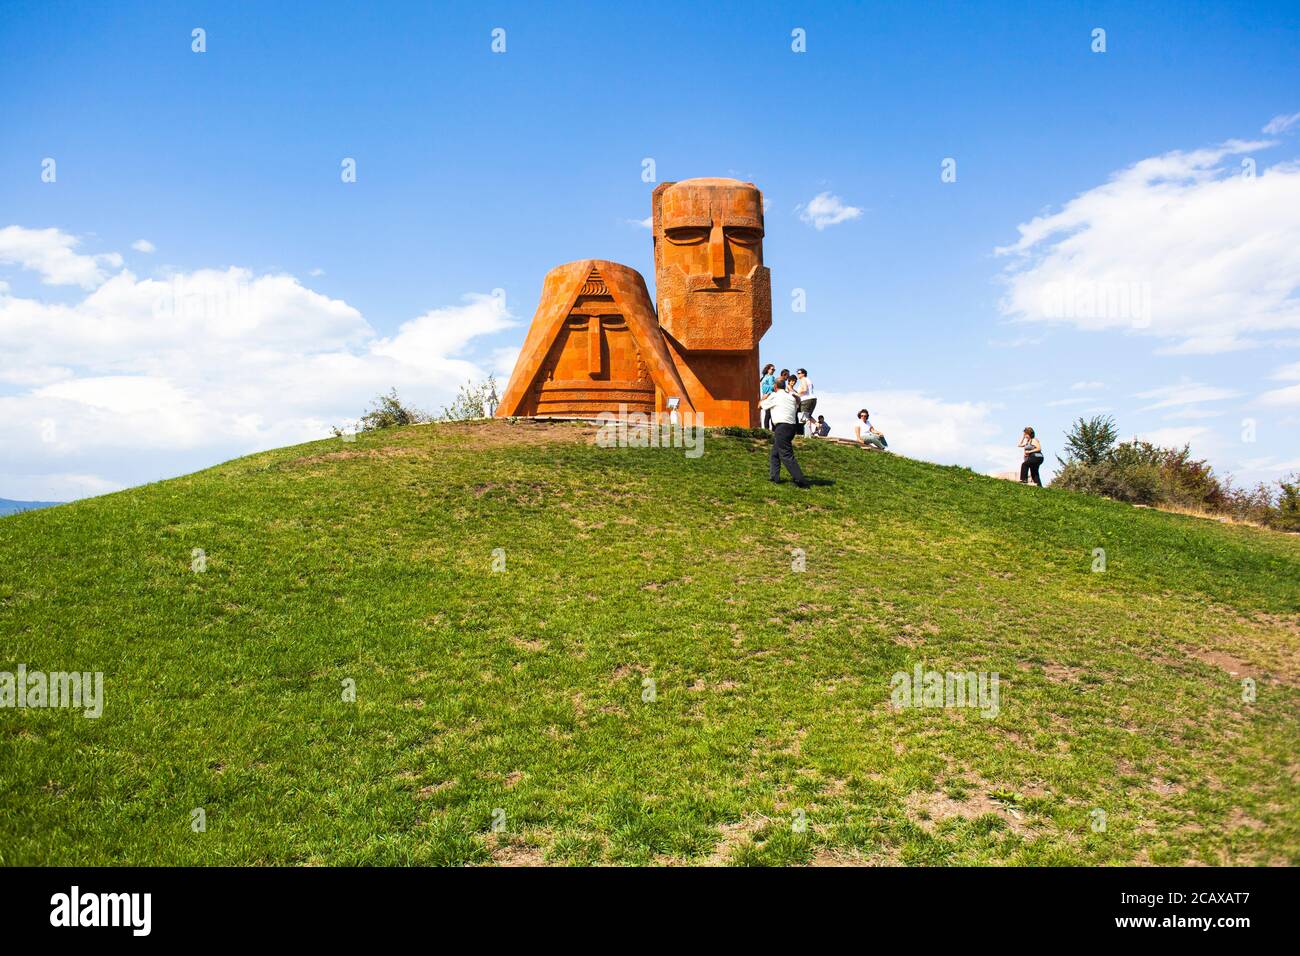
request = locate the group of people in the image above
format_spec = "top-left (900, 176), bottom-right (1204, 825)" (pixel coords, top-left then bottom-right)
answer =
top-left (757, 365), bottom-right (813, 487)
top-left (754, 362), bottom-right (1045, 490)
top-left (756, 364), bottom-right (892, 487)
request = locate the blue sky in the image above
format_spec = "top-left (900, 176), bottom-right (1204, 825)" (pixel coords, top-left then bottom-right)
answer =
top-left (2, 0), bottom-right (1299, 500)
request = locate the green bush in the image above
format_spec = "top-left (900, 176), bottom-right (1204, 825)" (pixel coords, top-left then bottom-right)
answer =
top-left (1277, 474), bottom-right (1300, 532)
top-left (438, 376), bottom-right (499, 421)
top-left (333, 388), bottom-right (431, 437)
top-left (1053, 458), bottom-right (1161, 505)
top-left (1051, 419), bottom-right (1287, 525)
top-left (1222, 481), bottom-right (1278, 527)
top-left (1058, 415), bottom-right (1118, 468)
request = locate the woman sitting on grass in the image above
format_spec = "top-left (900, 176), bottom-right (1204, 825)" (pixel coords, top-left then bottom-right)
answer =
top-left (854, 409), bottom-right (887, 450)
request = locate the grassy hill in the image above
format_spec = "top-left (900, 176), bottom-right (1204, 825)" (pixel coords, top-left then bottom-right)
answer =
top-left (2, 419), bottom-right (1297, 866)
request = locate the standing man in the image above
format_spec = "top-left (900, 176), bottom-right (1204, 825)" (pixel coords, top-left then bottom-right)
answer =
top-left (759, 377), bottom-right (810, 487)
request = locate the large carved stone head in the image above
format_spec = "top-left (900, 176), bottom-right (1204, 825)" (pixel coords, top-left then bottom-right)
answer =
top-left (494, 259), bottom-right (694, 419)
top-left (652, 177), bottom-right (772, 352)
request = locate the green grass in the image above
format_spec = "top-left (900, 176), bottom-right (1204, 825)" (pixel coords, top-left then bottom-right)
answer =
top-left (2, 419), bottom-right (1298, 866)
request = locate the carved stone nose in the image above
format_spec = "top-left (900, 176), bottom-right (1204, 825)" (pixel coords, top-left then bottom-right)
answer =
top-left (587, 316), bottom-right (602, 378)
top-left (709, 224), bottom-right (727, 280)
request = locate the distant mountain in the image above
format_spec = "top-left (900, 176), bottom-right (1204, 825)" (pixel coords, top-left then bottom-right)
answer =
top-left (0, 498), bottom-right (62, 517)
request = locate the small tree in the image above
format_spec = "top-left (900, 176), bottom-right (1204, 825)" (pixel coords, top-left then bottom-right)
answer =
top-left (332, 389), bottom-right (431, 437)
top-left (438, 376), bottom-right (499, 421)
top-left (1059, 415), bottom-right (1118, 467)
top-left (1277, 473), bottom-right (1300, 532)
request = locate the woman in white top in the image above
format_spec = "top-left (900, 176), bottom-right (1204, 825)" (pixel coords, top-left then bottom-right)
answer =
top-left (794, 368), bottom-right (816, 424)
top-left (854, 409), bottom-right (887, 449)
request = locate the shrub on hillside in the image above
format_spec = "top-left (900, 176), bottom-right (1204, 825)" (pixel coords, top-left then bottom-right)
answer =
top-left (437, 376), bottom-right (499, 421)
top-left (1276, 474), bottom-right (1300, 532)
top-left (1058, 415), bottom-right (1118, 468)
top-left (1051, 417), bottom-right (1296, 530)
top-left (332, 389), bottom-right (431, 437)
top-left (1054, 440), bottom-right (1226, 509)
top-left (1053, 456), bottom-right (1161, 504)
top-left (1221, 481), bottom-right (1278, 527)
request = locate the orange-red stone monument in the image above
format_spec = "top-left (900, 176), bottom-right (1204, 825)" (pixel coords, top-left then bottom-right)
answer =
top-left (652, 178), bottom-right (770, 428)
top-left (495, 259), bottom-right (695, 419)
top-left (496, 178), bottom-right (771, 427)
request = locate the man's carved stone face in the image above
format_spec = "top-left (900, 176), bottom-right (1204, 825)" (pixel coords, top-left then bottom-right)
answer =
top-left (653, 178), bottom-right (772, 352)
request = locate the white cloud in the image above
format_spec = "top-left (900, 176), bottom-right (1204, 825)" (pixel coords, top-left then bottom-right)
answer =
top-left (1263, 111), bottom-right (1300, 135)
top-left (1132, 426), bottom-right (1215, 452)
top-left (1234, 455), bottom-right (1300, 480)
top-left (1134, 382), bottom-right (1241, 410)
top-left (626, 217), bottom-right (652, 230)
top-left (0, 225), bottom-right (123, 288)
top-left (1258, 383), bottom-right (1300, 407)
top-left (1071, 380), bottom-right (1105, 390)
top-left (0, 226), bottom-right (518, 500)
top-left (130, 239), bottom-right (156, 253)
top-left (1045, 397), bottom-right (1092, 407)
top-left (1271, 361), bottom-right (1300, 380)
top-left (796, 192), bottom-right (862, 230)
top-left (814, 389), bottom-right (1010, 473)
top-left (0, 472), bottom-right (122, 502)
top-left (489, 346), bottom-right (521, 378)
top-left (996, 139), bottom-right (1300, 353)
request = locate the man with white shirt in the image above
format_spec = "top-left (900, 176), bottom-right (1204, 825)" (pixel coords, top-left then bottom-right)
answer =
top-left (758, 377), bottom-right (810, 487)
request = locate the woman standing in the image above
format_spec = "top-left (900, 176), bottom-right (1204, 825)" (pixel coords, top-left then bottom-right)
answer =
top-left (1018, 427), bottom-right (1044, 486)
top-left (759, 363), bottom-right (777, 429)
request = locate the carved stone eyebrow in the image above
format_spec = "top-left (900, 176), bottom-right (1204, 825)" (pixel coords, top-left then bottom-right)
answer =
top-left (721, 217), bottom-right (763, 231)
top-left (662, 215), bottom-right (711, 229)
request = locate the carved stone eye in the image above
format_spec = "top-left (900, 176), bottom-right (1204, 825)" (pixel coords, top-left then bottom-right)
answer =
top-left (665, 226), bottom-right (709, 245)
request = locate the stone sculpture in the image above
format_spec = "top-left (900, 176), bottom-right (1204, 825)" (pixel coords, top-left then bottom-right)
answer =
top-left (496, 178), bottom-right (770, 427)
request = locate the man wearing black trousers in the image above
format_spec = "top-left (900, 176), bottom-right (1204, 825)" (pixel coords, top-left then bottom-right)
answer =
top-left (759, 377), bottom-right (810, 488)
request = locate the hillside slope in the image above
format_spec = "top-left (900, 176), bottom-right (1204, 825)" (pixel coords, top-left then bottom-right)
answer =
top-left (2, 419), bottom-right (1298, 865)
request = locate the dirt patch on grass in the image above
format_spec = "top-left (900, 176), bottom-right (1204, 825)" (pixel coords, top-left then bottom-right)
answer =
top-left (428, 419), bottom-right (597, 449)
top-left (287, 445), bottom-right (426, 467)
top-left (415, 779), bottom-right (456, 799)
top-left (1153, 605), bottom-right (1300, 688)
top-left (706, 816), bottom-right (769, 865)
top-left (906, 790), bottom-right (1032, 835)
top-left (284, 419), bottom-right (596, 469)
top-left (486, 833), bottom-right (547, 866)
top-left (1186, 648), bottom-right (1256, 679)
top-left (1044, 663), bottom-right (1084, 683)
